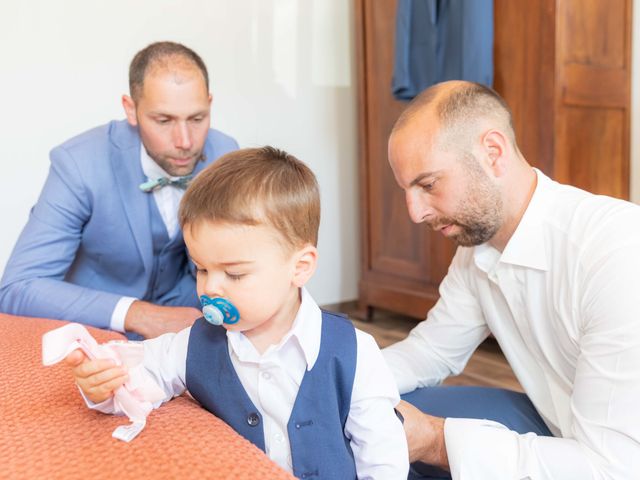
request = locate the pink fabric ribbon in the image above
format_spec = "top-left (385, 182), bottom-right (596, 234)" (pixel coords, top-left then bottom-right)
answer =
top-left (42, 323), bottom-right (165, 441)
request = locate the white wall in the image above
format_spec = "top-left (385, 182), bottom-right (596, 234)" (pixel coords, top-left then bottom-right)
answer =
top-left (0, 0), bottom-right (359, 305)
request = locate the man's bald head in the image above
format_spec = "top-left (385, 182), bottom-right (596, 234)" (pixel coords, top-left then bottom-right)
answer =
top-left (129, 41), bottom-right (209, 102)
top-left (392, 81), bottom-right (517, 154)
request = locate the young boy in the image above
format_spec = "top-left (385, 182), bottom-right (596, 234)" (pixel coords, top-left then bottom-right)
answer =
top-left (66, 147), bottom-right (409, 478)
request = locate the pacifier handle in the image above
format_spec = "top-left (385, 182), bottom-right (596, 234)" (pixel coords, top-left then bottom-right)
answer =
top-left (202, 303), bottom-right (225, 325)
top-left (199, 296), bottom-right (241, 326)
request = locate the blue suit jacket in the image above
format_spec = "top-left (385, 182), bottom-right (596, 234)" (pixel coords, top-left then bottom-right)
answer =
top-left (0, 120), bottom-right (238, 328)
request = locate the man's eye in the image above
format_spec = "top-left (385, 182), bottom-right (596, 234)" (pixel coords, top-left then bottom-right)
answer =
top-left (190, 116), bottom-right (204, 123)
top-left (156, 118), bottom-right (171, 125)
top-left (421, 181), bottom-right (436, 192)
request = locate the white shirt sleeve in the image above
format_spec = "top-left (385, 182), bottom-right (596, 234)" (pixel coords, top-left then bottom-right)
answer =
top-left (84, 328), bottom-right (191, 414)
top-left (383, 248), bottom-right (490, 394)
top-left (443, 244), bottom-right (640, 479)
top-left (345, 330), bottom-right (409, 479)
top-left (444, 418), bottom-right (596, 479)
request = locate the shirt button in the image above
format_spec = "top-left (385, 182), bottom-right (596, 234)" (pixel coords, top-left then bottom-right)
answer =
top-left (274, 433), bottom-right (284, 443)
top-left (261, 371), bottom-right (271, 380)
top-left (247, 413), bottom-right (260, 427)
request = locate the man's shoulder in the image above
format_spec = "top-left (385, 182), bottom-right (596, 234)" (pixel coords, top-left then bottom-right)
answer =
top-left (207, 128), bottom-right (236, 145)
top-left (205, 128), bottom-right (239, 161)
top-left (552, 182), bottom-right (640, 231)
top-left (55, 119), bottom-right (135, 151)
top-left (544, 181), bottom-right (640, 259)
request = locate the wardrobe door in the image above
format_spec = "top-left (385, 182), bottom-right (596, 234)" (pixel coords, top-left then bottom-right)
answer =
top-left (553, 0), bottom-right (631, 199)
top-left (493, 0), bottom-right (556, 175)
top-left (356, 0), bottom-right (456, 320)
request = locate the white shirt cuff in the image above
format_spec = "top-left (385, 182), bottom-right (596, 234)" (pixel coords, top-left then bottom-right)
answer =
top-left (444, 417), bottom-right (517, 480)
top-left (110, 297), bottom-right (138, 332)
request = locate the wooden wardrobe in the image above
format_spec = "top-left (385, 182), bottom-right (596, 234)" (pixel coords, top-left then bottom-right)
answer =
top-left (355, 0), bottom-right (632, 320)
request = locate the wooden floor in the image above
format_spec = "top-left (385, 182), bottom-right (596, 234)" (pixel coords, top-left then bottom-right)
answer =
top-left (325, 304), bottom-right (523, 393)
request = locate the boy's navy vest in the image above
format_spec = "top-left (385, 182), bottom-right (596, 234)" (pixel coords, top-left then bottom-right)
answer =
top-left (185, 310), bottom-right (357, 479)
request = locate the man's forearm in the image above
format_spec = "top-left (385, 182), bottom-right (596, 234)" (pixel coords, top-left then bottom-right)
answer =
top-left (423, 415), bottom-right (449, 469)
top-left (124, 300), bottom-right (201, 339)
top-left (0, 277), bottom-right (120, 328)
top-left (396, 400), bottom-right (449, 469)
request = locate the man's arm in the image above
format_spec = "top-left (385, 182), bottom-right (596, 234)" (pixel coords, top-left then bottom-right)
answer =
top-left (394, 400), bottom-right (448, 468)
top-left (124, 301), bottom-right (200, 339)
top-left (383, 248), bottom-right (490, 393)
top-left (401, 244), bottom-right (640, 479)
top-left (0, 149), bottom-right (121, 328)
top-left (0, 148), bottom-right (200, 336)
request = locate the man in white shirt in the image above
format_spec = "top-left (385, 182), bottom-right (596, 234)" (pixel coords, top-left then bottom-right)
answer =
top-left (0, 42), bottom-right (238, 338)
top-left (384, 80), bottom-right (640, 479)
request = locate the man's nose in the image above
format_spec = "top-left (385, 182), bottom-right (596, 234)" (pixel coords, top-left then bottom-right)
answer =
top-left (173, 122), bottom-right (193, 151)
top-left (406, 190), bottom-right (432, 224)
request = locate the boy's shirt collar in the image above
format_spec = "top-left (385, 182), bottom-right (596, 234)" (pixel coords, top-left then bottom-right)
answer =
top-left (226, 287), bottom-right (322, 370)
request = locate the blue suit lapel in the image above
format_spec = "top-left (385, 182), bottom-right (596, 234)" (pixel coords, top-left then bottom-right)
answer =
top-left (193, 134), bottom-right (218, 175)
top-left (110, 120), bottom-right (153, 276)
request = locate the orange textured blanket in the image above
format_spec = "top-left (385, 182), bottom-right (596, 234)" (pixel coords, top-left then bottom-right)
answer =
top-left (0, 314), bottom-right (293, 479)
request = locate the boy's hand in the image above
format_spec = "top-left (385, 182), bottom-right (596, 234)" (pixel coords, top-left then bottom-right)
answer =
top-left (63, 349), bottom-right (129, 404)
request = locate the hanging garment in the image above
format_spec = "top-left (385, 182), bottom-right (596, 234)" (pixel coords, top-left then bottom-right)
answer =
top-left (392, 0), bottom-right (494, 101)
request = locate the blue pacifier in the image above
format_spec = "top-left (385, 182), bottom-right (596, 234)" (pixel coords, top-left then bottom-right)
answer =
top-left (199, 295), bottom-right (240, 326)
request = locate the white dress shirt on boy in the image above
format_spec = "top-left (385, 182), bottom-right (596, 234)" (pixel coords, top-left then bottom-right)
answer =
top-left (109, 149), bottom-right (187, 333)
top-left (384, 169), bottom-right (640, 479)
top-left (93, 288), bottom-right (409, 478)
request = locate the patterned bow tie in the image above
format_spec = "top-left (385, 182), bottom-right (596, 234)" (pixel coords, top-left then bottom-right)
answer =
top-left (139, 175), bottom-right (193, 193)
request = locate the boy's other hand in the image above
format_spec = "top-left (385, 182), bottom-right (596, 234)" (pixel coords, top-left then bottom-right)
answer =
top-left (64, 349), bottom-right (128, 404)
top-left (124, 301), bottom-right (201, 339)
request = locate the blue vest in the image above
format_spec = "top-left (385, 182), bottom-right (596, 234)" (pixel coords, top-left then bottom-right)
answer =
top-left (145, 196), bottom-right (189, 302)
top-left (185, 310), bottom-right (358, 479)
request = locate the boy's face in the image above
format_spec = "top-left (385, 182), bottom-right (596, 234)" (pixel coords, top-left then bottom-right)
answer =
top-left (184, 221), bottom-right (316, 340)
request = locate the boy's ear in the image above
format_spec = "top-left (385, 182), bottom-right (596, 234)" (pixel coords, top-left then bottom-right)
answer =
top-left (292, 245), bottom-right (318, 288)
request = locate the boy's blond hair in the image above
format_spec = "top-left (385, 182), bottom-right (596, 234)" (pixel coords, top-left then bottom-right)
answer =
top-left (179, 146), bottom-right (320, 250)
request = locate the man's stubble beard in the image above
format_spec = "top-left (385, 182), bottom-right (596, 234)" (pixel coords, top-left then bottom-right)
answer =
top-left (145, 147), bottom-right (205, 177)
top-left (430, 155), bottom-right (504, 247)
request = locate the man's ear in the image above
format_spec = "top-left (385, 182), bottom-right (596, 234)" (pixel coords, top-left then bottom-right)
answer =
top-left (292, 245), bottom-right (318, 288)
top-left (122, 95), bottom-right (138, 127)
top-left (481, 129), bottom-right (508, 177)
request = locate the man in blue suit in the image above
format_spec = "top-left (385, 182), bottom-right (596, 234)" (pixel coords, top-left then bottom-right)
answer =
top-left (0, 42), bottom-right (238, 338)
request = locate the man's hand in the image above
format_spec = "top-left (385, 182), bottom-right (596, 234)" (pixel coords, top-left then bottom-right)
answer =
top-left (124, 301), bottom-right (201, 339)
top-left (63, 349), bottom-right (128, 404)
top-left (396, 399), bottom-right (449, 470)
